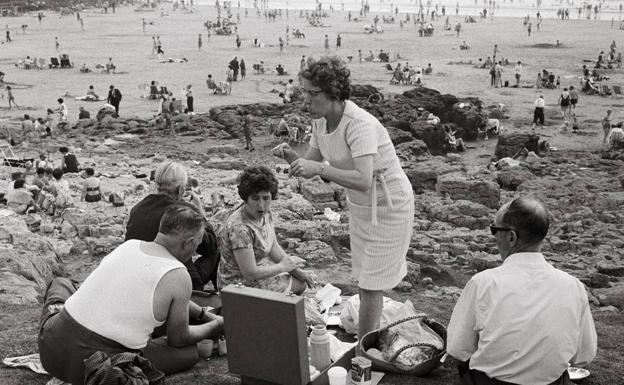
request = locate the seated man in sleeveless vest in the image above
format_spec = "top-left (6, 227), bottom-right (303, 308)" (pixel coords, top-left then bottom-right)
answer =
top-left (38, 203), bottom-right (224, 385)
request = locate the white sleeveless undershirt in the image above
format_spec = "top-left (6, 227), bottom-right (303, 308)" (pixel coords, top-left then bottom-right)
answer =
top-left (65, 240), bottom-right (185, 349)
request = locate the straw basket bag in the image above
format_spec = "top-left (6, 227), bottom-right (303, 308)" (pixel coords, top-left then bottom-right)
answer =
top-left (358, 315), bottom-right (447, 376)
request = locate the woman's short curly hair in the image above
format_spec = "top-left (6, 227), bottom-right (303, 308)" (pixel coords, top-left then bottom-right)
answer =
top-left (299, 56), bottom-right (351, 101)
top-left (238, 166), bottom-right (278, 201)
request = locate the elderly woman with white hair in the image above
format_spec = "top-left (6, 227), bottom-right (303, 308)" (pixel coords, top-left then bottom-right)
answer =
top-left (125, 161), bottom-right (220, 291)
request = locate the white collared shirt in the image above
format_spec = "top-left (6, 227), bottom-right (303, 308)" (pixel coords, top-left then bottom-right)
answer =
top-left (448, 252), bottom-right (597, 385)
top-left (535, 97), bottom-right (546, 108)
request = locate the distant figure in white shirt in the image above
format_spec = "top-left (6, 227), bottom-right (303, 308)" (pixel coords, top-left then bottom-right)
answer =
top-left (56, 98), bottom-right (68, 123)
top-left (448, 197), bottom-right (597, 385)
top-left (514, 60), bottom-right (522, 86)
top-left (532, 94), bottom-right (546, 128)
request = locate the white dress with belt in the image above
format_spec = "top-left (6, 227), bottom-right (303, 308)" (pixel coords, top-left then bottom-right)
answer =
top-left (310, 100), bottom-right (414, 291)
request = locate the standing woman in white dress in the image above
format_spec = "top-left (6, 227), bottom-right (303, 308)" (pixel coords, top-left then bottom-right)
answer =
top-left (291, 56), bottom-right (414, 340)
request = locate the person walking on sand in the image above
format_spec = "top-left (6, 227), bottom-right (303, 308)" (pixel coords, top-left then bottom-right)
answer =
top-left (532, 94), bottom-right (545, 128)
top-left (185, 85), bottom-right (194, 114)
top-left (514, 61), bottom-right (522, 87)
top-left (157, 36), bottom-right (164, 54)
top-left (558, 88), bottom-right (571, 120)
top-left (107, 85), bottom-right (122, 115)
top-left (151, 36), bottom-right (157, 54)
top-left (55, 36), bottom-right (59, 51)
top-left (279, 36), bottom-right (284, 52)
top-left (324, 34), bottom-right (329, 50)
top-left (240, 59), bottom-right (246, 80)
top-left (142, 18), bottom-right (147, 33)
top-left (336, 33), bottom-right (341, 48)
top-left (198, 34), bottom-right (202, 51)
top-left (6, 86), bottom-right (18, 109)
top-left (494, 61), bottom-right (503, 88)
top-left (569, 86), bottom-right (579, 113)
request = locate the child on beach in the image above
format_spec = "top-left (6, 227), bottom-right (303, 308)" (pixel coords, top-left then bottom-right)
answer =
top-left (6, 86), bottom-right (18, 109)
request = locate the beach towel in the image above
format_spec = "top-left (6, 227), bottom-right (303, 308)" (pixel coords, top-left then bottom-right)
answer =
top-left (2, 353), bottom-right (48, 374)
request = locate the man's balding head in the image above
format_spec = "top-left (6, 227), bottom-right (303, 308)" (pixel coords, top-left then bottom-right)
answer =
top-left (500, 197), bottom-right (549, 243)
top-left (494, 197), bottom-right (550, 259)
top-left (159, 202), bottom-right (205, 238)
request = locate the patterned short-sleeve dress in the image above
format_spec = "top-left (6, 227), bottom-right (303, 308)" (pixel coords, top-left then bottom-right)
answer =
top-left (217, 204), bottom-right (291, 292)
top-left (309, 100), bottom-right (414, 291)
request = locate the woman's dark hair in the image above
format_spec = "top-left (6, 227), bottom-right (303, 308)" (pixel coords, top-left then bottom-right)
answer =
top-left (85, 167), bottom-right (95, 176)
top-left (299, 56), bottom-right (351, 101)
top-left (52, 168), bottom-right (63, 180)
top-left (13, 179), bottom-right (25, 189)
top-left (59, 146), bottom-right (68, 153)
top-left (238, 166), bottom-right (278, 201)
top-left (57, 98), bottom-right (63, 104)
top-left (36, 167), bottom-right (46, 175)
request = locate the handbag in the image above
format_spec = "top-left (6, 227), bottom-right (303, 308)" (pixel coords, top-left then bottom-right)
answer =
top-left (358, 315), bottom-right (447, 376)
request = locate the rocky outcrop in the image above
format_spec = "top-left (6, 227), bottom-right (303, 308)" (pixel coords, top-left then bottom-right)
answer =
top-left (0, 213), bottom-right (63, 305)
top-left (404, 156), bottom-right (463, 193)
top-left (496, 168), bottom-right (535, 190)
top-left (435, 174), bottom-right (501, 209)
top-left (495, 132), bottom-right (540, 159)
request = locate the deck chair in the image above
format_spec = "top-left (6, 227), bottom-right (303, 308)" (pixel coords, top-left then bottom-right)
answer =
top-left (0, 140), bottom-right (33, 168)
top-left (600, 84), bottom-right (612, 96)
top-left (38, 58), bottom-right (46, 69)
top-left (60, 54), bottom-right (72, 68)
top-left (49, 57), bottom-right (60, 68)
top-left (613, 85), bottom-right (623, 97)
top-left (149, 85), bottom-right (159, 99)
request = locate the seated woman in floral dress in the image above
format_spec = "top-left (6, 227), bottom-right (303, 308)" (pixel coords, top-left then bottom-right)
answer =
top-left (218, 166), bottom-right (318, 293)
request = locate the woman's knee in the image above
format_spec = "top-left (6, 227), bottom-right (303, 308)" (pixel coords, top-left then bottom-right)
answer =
top-left (290, 276), bottom-right (307, 295)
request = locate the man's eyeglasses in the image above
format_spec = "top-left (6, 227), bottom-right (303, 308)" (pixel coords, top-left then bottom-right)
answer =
top-left (301, 88), bottom-right (324, 97)
top-left (489, 224), bottom-right (514, 235)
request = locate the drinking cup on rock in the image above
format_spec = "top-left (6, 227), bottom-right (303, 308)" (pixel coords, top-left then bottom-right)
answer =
top-left (327, 366), bottom-right (348, 385)
top-left (197, 339), bottom-right (214, 358)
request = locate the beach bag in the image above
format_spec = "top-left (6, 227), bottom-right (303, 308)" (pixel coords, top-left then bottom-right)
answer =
top-left (339, 295), bottom-right (407, 334)
top-left (359, 315), bottom-right (446, 376)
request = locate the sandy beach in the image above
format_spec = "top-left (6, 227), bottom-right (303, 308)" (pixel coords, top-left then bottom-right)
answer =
top-left (0, 3), bottom-right (624, 385)
top-left (0, 1), bottom-right (622, 155)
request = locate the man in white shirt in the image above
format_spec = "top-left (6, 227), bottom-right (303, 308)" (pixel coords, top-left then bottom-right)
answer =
top-left (514, 61), bottom-right (522, 86)
top-left (38, 203), bottom-right (224, 384)
top-left (448, 197), bottom-right (597, 385)
top-left (532, 94), bottom-right (546, 128)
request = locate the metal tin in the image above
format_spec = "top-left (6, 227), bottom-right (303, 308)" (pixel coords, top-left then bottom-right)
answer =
top-left (350, 357), bottom-right (372, 385)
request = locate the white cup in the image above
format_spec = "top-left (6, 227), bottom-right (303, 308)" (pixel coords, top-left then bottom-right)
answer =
top-left (327, 366), bottom-right (348, 385)
top-left (197, 339), bottom-right (214, 358)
